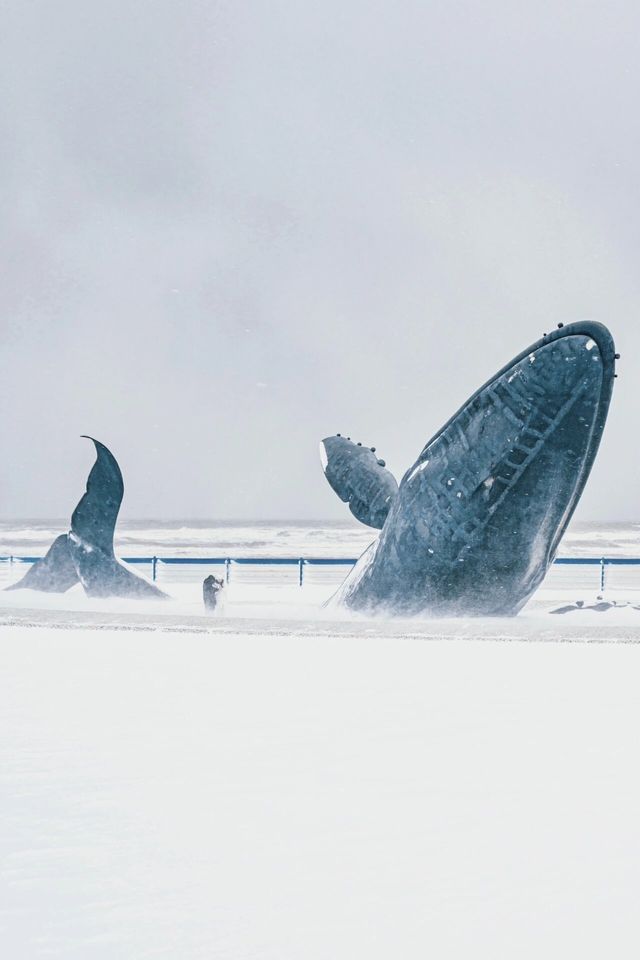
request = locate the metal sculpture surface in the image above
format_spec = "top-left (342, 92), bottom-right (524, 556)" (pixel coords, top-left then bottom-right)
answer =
top-left (67, 438), bottom-right (166, 599)
top-left (8, 438), bottom-right (166, 599)
top-left (320, 436), bottom-right (398, 529)
top-left (325, 322), bottom-right (616, 617)
top-left (5, 534), bottom-right (79, 593)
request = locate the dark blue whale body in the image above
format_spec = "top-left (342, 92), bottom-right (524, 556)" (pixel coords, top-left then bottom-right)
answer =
top-left (323, 322), bottom-right (616, 617)
top-left (5, 534), bottom-right (78, 593)
top-left (67, 439), bottom-right (166, 599)
top-left (8, 438), bottom-right (166, 600)
top-left (320, 436), bottom-right (398, 529)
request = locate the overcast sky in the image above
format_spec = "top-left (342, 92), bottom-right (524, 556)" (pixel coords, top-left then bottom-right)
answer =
top-left (1, 0), bottom-right (639, 520)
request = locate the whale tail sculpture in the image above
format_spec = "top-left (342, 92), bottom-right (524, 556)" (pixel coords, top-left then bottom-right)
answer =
top-left (8, 438), bottom-right (167, 600)
top-left (322, 321), bottom-right (616, 617)
top-left (67, 438), bottom-right (166, 599)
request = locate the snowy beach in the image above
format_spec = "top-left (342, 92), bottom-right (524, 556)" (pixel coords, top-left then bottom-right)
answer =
top-left (4, 620), bottom-right (640, 959)
top-left (2, 520), bottom-right (640, 957)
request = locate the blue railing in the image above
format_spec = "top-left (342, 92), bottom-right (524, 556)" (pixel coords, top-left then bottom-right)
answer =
top-left (1, 555), bottom-right (640, 590)
top-left (0, 555), bottom-right (360, 587)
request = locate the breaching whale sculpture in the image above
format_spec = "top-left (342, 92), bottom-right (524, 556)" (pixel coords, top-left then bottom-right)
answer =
top-left (321, 321), bottom-right (616, 617)
top-left (8, 438), bottom-right (167, 600)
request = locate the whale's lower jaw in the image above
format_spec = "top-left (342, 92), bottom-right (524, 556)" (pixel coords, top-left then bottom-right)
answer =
top-left (333, 539), bottom-right (548, 618)
top-left (333, 324), bottom-right (616, 618)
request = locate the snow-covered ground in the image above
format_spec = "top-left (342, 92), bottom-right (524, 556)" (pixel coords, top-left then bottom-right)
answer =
top-left (3, 520), bottom-right (640, 957)
top-left (3, 622), bottom-right (640, 958)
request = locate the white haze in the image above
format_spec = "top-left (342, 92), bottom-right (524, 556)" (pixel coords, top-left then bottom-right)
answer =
top-left (1, 1), bottom-right (639, 520)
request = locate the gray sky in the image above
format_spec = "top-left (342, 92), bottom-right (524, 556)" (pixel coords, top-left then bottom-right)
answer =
top-left (1, 0), bottom-right (639, 520)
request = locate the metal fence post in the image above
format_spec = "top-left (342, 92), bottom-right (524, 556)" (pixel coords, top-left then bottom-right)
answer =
top-left (299, 558), bottom-right (304, 587)
top-left (152, 556), bottom-right (158, 582)
top-left (225, 558), bottom-right (231, 584)
top-left (600, 557), bottom-right (606, 593)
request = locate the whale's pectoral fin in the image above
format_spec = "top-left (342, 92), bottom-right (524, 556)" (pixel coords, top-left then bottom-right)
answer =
top-left (320, 436), bottom-right (399, 529)
top-left (5, 534), bottom-right (79, 593)
top-left (347, 491), bottom-right (395, 529)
